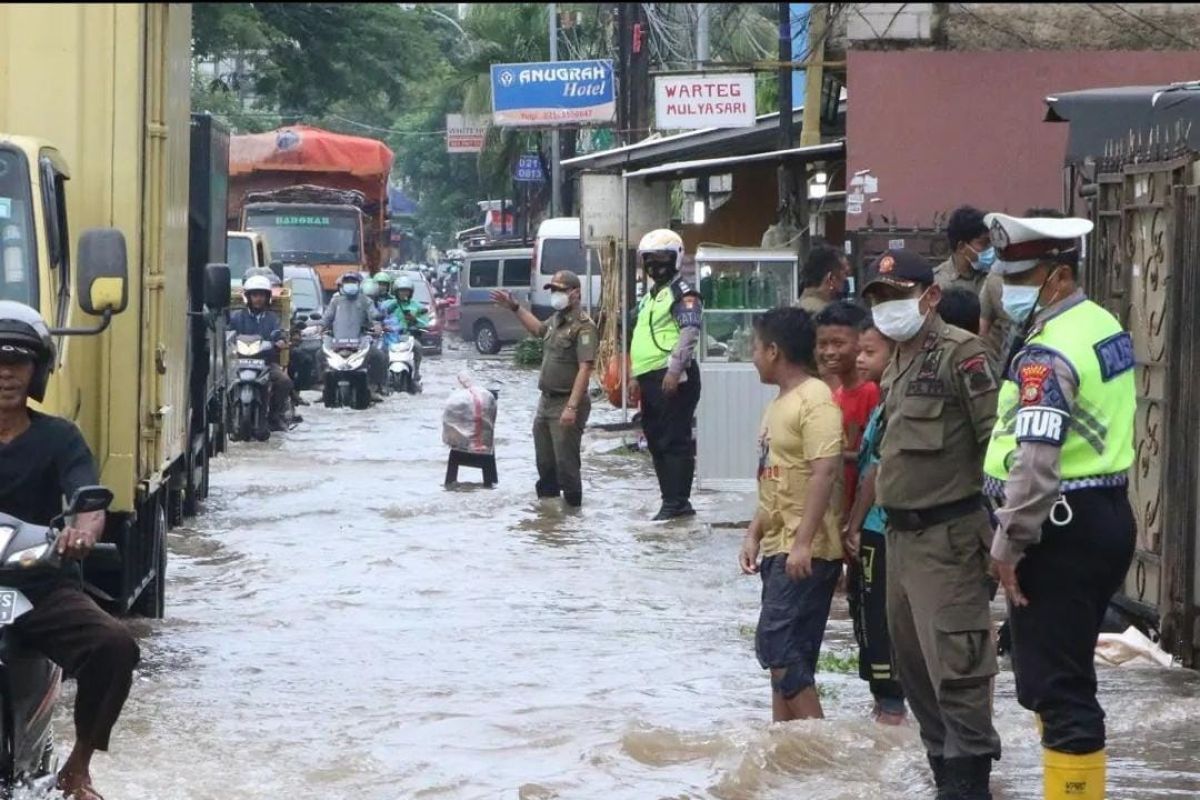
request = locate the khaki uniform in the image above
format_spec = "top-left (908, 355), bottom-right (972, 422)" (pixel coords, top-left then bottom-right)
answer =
top-left (876, 315), bottom-right (1002, 762)
top-left (934, 258), bottom-right (1012, 372)
top-left (533, 306), bottom-right (597, 502)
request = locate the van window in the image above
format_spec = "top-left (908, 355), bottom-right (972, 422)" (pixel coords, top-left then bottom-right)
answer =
top-left (540, 238), bottom-right (600, 276)
top-left (502, 257), bottom-right (532, 288)
top-left (468, 259), bottom-right (499, 288)
top-left (228, 237), bottom-right (255, 273)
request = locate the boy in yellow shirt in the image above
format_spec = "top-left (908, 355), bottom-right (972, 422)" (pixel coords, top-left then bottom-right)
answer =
top-left (739, 307), bottom-right (844, 721)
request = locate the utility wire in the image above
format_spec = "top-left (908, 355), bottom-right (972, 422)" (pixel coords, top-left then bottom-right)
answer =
top-left (1111, 3), bottom-right (1197, 48)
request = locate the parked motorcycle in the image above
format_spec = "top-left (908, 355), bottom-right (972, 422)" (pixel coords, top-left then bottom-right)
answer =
top-left (228, 334), bottom-right (280, 442)
top-left (0, 486), bottom-right (117, 796)
top-left (322, 337), bottom-right (372, 410)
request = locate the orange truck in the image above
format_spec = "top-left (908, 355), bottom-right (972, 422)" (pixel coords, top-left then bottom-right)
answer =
top-left (228, 125), bottom-right (394, 296)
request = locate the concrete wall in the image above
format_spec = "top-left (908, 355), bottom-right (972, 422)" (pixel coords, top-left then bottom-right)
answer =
top-left (844, 49), bottom-right (1200, 230)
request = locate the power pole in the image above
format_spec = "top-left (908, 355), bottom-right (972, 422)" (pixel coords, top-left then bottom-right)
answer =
top-left (549, 3), bottom-right (562, 217)
top-left (799, 3), bottom-right (827, 147)
top-left (616, 3), bottom-right (630, 145)
top-left (695, 3), bottom-right (710, 68)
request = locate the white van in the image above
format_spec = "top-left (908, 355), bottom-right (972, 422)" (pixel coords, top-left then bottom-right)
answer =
top-left (532, 218), bottom-right (601, 318)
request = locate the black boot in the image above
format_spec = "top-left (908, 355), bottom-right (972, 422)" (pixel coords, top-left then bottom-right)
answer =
top-left (563, 492), bottom-right (582, 508)
top-left (676, 454), bottom-right (697, 516)
top-left (651, 454), bottom-right (677, 520)
top-left (928, 754), bottom-right (947, 794)
top-left (535, 479), bottom-right (561, 499)
top-left (940, 756), bottom-right (992, 800)
top-left (652, 456), bottom-right (696, 521)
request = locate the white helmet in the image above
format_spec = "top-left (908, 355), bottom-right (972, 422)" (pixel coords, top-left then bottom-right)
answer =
top-left (637, 229), bottom-right (684, 266)
top-left (395, 275), bottom-right (415, 293)
top-left (362, 278), bottom-right (379, 298)
top-left (243, 275), bottom-right (273, 295)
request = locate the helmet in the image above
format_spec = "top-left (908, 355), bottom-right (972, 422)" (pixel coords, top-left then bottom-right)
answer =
top-left (338, 272), bottom-right (362, 286)
top-left (362, 278), bottom-right (379, 298)
top-left (375, 271), bottom-right (394, 287)
top-left (0, 301), bottom-right (55, 402)
top-left (395, 275), bottom-right (415, 293)
top-left (243, 275), bottom-right (273, 296)
top-left (637, 229), bottom-right (684, 266)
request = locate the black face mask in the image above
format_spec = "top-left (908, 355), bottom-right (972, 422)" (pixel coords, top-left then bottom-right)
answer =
top-left (648, 265), bottom-right (675, 284)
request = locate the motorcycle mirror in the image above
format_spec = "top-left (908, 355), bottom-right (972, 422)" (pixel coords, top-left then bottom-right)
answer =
top-left (64, 486), bottom-right (114, 516)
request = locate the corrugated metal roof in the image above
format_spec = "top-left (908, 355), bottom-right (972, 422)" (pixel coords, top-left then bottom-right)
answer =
top-left (622, 141), bottom-right (844, 181)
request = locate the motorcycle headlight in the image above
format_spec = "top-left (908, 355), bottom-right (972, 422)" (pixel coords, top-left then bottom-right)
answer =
top-left (236, 341), bottom-right (258, 356)
top-left (7, 544), bottom-right (48, 567)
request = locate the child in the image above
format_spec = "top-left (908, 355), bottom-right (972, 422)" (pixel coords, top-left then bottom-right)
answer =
top-left (815, 301), bottom-right (878, 519)
top-left (739, 307), bottom-right (844, 722)
top-left (844, 321), bottom-right (907, 725)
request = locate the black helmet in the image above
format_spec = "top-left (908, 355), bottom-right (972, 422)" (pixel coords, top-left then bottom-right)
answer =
top-left (0, 301), bottom-right (55, 402)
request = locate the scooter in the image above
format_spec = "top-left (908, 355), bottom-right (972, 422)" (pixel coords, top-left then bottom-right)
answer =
top-left (322, 337), bottom-right (372, 410)
top-left (383, 319), bottom-right (421, 395)
top-left (0, 486), bottom-right (118, 797)
top-left (228, 334), bottom-right (279, 442)
top-left (288, 311), bottom-right (325, 392)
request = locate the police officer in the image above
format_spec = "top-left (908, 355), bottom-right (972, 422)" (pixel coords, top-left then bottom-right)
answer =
top-left (630, 229), bottom-right (703, 522)
top-left (862, 249), bottom-right (1001, 800)
top-left (982, 213), bottom-right (1134, 800)
top-left (935, 206), bottom-right (1010, 372)
top-left (492, 271), bottom-right (597, 508)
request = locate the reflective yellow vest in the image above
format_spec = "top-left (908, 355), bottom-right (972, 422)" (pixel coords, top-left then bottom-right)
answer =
top-left (631, 283), bottom-right (682, 377)
top-left (984, 298), bottom-right (1135, 494)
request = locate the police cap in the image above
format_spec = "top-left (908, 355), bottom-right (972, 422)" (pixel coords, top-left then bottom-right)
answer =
top-left (984, 212), bottom-right (1093, 276)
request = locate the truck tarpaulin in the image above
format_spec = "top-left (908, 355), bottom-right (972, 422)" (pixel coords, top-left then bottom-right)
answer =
top-left (230, 125), bottom-right (393, 178)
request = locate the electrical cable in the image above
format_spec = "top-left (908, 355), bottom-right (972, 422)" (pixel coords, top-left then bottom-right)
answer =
top-left (1111, 3), bottom-right (1197, 48)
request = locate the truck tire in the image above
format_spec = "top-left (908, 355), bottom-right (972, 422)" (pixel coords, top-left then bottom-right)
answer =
top-left (132, 498), bottom-right (167, 619)
top-left (475, 321), bottom-right (500, 355)
top-left (183, 428), bottom-right (207, 518)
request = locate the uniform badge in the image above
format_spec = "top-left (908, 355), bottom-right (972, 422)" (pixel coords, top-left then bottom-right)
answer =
top-left (1017, 362), bottom-right (1052, 407)
top-left (579, 331), bottom-right (593, 347)
top-left (879, 255), bottom-right (895, 274)
top-left (958, 353), bottom-right (998, 397)
top-left (681, 296), bottom-right (698, 309)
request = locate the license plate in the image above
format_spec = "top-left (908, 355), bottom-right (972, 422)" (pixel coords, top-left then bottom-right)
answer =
top-left (238, 358), bottom-right (266, 368)
top-left (0, 591), bottom-right (18, 624)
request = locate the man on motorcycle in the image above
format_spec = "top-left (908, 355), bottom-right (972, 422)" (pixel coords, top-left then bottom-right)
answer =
top-left (228, 275), bottom-right (296, 431)
top-left (0, 302), bottom-right (140, 800)
top-left (321, 272), bottom-right (387, 400)
top-left (387, 274), bottom-right (428, 382)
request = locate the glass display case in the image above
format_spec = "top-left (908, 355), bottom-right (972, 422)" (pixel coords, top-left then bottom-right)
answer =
top-left (694, 247), bottom-right (799, 363)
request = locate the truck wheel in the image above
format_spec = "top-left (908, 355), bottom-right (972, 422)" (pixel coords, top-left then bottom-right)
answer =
top-left (132, 498), bottom-right (167, 619)
top-left (183, 428), bottom-right (207, 518)
top-left (475, 321), bottom-right (500, 355)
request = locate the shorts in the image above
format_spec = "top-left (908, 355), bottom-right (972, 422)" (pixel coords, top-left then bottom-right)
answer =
top-left (848, 528), bottom-right (905, 708)
top-left (755, 554), bottom-right (841, 692)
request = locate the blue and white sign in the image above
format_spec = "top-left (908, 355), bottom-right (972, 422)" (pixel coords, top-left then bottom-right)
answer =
top-left (514, 154), bottom-right (545, 183)
top-left (491, 60), bottom-right (616, 127)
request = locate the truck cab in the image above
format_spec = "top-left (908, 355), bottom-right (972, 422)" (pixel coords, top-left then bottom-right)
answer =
top-left (242, 201), bottom-right (366, 300)
top-left (227, 231), bottom-right (273, 280)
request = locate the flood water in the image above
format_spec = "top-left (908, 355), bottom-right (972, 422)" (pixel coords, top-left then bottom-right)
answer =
top-left (56, 346), bottom-right (1200, 799)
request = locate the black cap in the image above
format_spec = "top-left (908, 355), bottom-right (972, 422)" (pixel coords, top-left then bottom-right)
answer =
top-left (861, 250), bottom-right (934, 296)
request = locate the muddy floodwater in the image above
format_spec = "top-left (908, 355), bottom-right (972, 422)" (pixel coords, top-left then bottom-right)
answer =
top-left (54, 348), bottom-right (1200, 799)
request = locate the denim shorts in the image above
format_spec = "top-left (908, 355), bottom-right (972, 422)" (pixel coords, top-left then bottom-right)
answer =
top-left (755, 554), bottom-right (841, 689)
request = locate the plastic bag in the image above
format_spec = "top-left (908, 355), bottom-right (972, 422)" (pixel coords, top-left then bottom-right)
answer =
top-left (601, 356), bottom-right (641, 409)
top-left (443, 371), bottom-right (497, 454)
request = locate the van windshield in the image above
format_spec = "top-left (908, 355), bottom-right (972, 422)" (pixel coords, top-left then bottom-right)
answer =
top-left (540, 238), bottom-right (597, 275)
top-left (0, 148), bottom-right (38, 308)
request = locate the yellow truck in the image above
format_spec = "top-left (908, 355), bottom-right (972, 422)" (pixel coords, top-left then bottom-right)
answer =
top-left (0, 4), bottom-right (229, 616)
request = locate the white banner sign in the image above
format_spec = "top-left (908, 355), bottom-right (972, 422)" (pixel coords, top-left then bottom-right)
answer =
top-left (445, 114), bottom-right (488, 153)
top-left (654, 73), bottom-right (756, 130)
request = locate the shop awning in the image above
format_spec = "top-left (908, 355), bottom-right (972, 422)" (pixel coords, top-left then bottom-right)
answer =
top-left (1044, 82), bottom-right (1200, 164)
top-left (622, 141), bottom-right (845, 182)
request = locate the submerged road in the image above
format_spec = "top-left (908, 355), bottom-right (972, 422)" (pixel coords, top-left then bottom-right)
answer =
top-left (57, 348), bottom-right (1200, 799)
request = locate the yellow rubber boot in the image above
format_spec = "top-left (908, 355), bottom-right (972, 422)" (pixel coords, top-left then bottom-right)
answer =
top-left (1044, 749), bottom-right (1105, 800)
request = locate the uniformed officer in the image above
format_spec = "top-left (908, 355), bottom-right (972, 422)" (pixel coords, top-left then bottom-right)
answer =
top-left (492, 271), bottom-right (597, 508)
top-left (630, 229), bottom-right (703, 522)
top-left (863, 249), bottom-right (1002, 800)
top-left (982, 213), bottom-right (1135, 800)
top-left (935, 206), bottom-right (1011, 372)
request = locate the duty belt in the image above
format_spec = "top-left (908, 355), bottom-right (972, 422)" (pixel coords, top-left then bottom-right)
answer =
top-left (883, 494), bottom-right (984, 532)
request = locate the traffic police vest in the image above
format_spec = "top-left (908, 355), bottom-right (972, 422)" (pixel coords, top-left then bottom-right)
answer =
top-left (631, 280), bottom-right (689, 377)
top-left (984, 299), bottom-right (1135, 494)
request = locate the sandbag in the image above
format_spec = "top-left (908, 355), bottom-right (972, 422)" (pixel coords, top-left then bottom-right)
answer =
top-left (443, 371), bottom-right (497, 454)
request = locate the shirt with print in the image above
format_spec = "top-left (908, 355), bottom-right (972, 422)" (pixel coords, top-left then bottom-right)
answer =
top-left (833, 380), bottom-right (880, 516)
top-left (856, 404), bottom-right (888, 534)
top-left (756, 377), bottom-right (845, 560)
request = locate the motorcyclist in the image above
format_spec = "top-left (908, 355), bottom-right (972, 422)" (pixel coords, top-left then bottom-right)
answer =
top-left (0, 301), bottom-right (140, 800)
top-left (321, 272), bottom-right (387, 400)
top-left (228, 275), bottom-right (297, 431)
top-left (374, 271), bottom-right (396, 314)
top-left (386, 274), bottom-right (428, 382)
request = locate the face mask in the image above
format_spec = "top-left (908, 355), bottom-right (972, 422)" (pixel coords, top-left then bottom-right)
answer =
top-left (872, 296), bottom-right (927, 342)
top-left (550, 292), bottom-right (570, 311)
top-left (648, 265), bottom-right (674, 284)
top-left (1002, 268), bottom-right (1056, 323)
top-left (972, 246), bottom-right (997, 273)
top-left (342, 283), bottom-right (360, 298)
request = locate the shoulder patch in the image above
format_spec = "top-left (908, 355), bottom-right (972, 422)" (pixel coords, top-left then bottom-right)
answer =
top-left (958, 352), bottom-right (998, 397)
top-left (1015, 405), bottom-right (1069, 446)
top-left (1014, 349), bottom-right (1070, 413)
top-left (1094, 332), bottom-right (1135, 381)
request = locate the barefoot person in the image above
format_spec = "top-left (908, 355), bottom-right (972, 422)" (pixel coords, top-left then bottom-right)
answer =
top-left (739, 307), bottom-right (843, 721)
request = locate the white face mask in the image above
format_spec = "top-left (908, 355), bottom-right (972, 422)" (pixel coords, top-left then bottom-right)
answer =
top-left (550, 292), bottom-right (571, 311)
top-left (872, 296), bottom-right (927, 342)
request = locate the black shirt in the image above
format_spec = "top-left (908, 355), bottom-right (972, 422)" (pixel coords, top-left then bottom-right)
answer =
top-left (0, 411), bottom-right (98, 526)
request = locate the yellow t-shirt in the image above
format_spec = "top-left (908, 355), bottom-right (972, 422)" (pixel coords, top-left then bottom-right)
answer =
top-left (756, 378), bottom-right (845, 560)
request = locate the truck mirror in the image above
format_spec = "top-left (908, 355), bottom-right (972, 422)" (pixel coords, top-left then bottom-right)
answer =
top-left (76, 229), bottom-right (129, 316)
top-left (205, 263), bottom-right (232, 310)
top-left (269, 260), bottom-right (284, 282)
